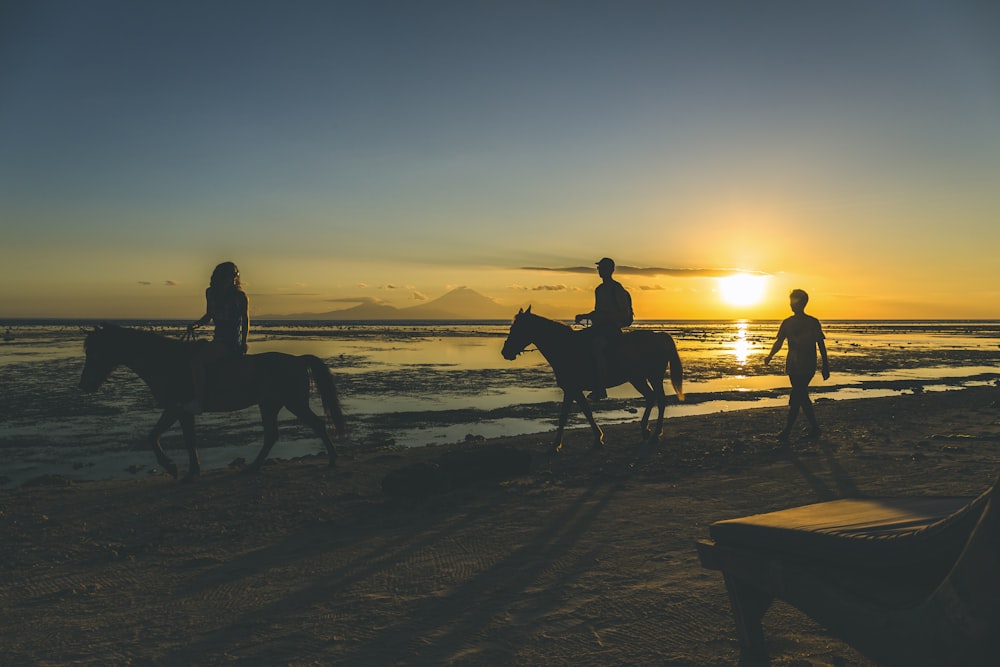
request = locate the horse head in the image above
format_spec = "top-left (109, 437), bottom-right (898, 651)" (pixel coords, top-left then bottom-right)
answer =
top-left (80, 325), bottom-right (119, 392)
top-left (501, 306), bottom-right (534, 360)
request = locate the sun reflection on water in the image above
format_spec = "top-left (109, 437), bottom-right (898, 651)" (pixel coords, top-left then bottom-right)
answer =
top-left (730, 320), bottom-right (752, 370)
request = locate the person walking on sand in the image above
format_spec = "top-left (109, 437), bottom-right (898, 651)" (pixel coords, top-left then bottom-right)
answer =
top-left (184, 261), bottom-right (250, 413)
top-left (764, 288), bottom-right (829, 442)
top-left (575, 257), bottom-right (633, 400)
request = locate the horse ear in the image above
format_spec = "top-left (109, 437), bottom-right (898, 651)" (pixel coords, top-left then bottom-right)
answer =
top-left (517, 307), bottom-right (524, 315)
top-left (526, 305), bottom-right (532, 314)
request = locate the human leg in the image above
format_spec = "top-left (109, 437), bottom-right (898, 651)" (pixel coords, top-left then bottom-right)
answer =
top-left (589, 332), bottom-right (608, 400)
top-left (184, 349), bottom-right (207, 414)
top-left (780, 373), bottom-right (817, 440)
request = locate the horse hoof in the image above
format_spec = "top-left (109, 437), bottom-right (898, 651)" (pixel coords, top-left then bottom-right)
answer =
top-left (165, 463), bottom-right (179, 479)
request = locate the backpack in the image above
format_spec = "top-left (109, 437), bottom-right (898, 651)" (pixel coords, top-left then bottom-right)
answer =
top-left (621, 288), bottom-right (634, 327)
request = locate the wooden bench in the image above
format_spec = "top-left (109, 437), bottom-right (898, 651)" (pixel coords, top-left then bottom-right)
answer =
top-left (697, 481), bottom-right (1000, 665)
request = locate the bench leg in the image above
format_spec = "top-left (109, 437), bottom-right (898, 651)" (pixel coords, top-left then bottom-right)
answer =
top-left (723, 573), bottom-right (773, 664)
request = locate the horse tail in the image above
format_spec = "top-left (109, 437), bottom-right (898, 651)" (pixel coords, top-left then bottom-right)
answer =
top-left (665, 333), bottom-right (684, 401)
top-left (303, 355), bottom-right (347, 438)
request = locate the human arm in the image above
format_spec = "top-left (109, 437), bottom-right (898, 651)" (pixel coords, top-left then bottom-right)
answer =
top-left (575, 287), bottom-right (600, 324)
top-left (189, 290), bottom-right (214, 331)
top-left (239, 292), bottom-right (250, 354)
top-left (818, 337), bottom-right (830, 380)
top-left (763, 327), bottom-right (786, 366)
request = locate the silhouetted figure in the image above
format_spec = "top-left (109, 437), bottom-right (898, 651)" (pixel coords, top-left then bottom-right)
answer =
top-left (575, 257), bottom-right (633, 400)
top-left (764, 289), bottom-right (830, 441)
top-left (185, 261), bottom-right (250, 413)
top-left (80, 324), bottom-right (345, 481)
top-left (503, 307), bottom-right (682, 452)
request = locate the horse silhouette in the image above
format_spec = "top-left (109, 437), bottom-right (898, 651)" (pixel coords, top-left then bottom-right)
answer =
top-left (80, 324), bottom-right (346, 481)
top-left (502, 307), bottom-right (683, 452)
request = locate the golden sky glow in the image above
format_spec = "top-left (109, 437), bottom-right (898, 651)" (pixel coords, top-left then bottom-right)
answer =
top-left (2, 3), bottom-right (999, 321)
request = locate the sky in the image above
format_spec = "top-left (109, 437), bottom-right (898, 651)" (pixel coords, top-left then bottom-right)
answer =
top-left (2, 0), bottom-right (999, 320)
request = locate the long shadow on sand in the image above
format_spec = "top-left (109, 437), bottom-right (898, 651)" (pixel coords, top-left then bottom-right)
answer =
top-left (162, 478), bottom-right (621, 664)
top-left (780, 437), bottom-right (860, 501)
top-left (340, 480), bottom-right (623, 664)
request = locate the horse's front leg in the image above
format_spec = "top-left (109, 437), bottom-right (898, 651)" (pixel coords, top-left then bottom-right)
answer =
top-left (549, 393), bottom-right (576, 454)
top-left (572, 390), bottom-right (605, 449)
top-left (149, 410), bottom-right (180, 479)
top-left (178, 412), bottom-right (201, 482)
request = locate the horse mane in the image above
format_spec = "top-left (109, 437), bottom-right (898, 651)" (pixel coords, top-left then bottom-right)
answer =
top-left (520, 310), bottom-right (574, 333)
top-left (89, 324), bottom-right (189, 355)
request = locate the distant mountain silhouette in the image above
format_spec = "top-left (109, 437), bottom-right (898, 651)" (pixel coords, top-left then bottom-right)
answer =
top-left (262, 287), bottom-right (516, 320)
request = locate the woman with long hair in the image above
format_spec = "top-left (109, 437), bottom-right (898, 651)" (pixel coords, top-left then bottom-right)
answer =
top-left (184, 261), bottom-right (249, 413)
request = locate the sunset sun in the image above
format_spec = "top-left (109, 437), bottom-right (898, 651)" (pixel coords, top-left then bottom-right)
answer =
top-left (718, 273), bottom-right (767, 307)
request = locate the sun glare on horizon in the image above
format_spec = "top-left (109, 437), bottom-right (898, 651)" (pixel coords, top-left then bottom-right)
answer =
top-left (718, 273), bottom-right (768, 307)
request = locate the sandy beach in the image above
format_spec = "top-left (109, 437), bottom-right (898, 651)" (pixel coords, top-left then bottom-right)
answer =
top-left (3, 385), bottom-right (999, 666)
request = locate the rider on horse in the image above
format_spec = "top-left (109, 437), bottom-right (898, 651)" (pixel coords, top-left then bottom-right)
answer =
top-left (184, 261), bottom-right (250, 413)
top-left (575, 257), bottom-right (633, 400)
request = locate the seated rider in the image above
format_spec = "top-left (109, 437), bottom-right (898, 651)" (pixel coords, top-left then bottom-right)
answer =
top-left (575, 257), bottom-right (633, 400)
top-left (183, 261), bottom-right (250, 413)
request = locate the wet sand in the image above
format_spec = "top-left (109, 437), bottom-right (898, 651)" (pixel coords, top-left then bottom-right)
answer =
top-left (2, 386), bottom-right (1000, 666)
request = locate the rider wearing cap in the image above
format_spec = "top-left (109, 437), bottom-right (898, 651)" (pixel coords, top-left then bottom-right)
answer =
top-left (575, 257), bottom-right (633, 400)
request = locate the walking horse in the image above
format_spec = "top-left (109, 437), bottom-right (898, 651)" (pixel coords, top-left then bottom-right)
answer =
top-left (502, 307), bottom-right (683, 453)
top-left (80, 324), bottom-right (346, 481)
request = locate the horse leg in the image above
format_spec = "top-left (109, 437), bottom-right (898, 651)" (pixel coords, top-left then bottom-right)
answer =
top-left (630, 379), bottom-right (655, 441)
top-left (651, 378), bottom-right (668, 444)
top-left (149, 410), bottom-right (180, 479)
top-left (572, 390), bottom-right (605, 450)
top-left (549, 394), bottom-right (576, 454)
top-left (285, 400), bottom-right (338, 468)
top-left (178, 412), bottom-right (200, 482)
top-left (247, 401), bottom-right (281, 473)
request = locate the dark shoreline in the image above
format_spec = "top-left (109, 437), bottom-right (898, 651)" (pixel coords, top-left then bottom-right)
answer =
top-left (4, 379), bottom-right (999, 490)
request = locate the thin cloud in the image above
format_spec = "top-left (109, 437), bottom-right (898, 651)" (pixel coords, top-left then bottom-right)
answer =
top-left (639, 285), bottom-right (666, 291)
top-left (411, 291), bottom-right (428, 301)
top-left (533, 284), bottom-right (568, 292)
top-left (138, 280), bottom-right (181, 287)
top-left (522, 266), bottom-right (769, 278)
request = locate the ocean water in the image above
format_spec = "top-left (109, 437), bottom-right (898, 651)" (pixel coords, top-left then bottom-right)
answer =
top-left (1, 319), bottom-right (998, 487)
